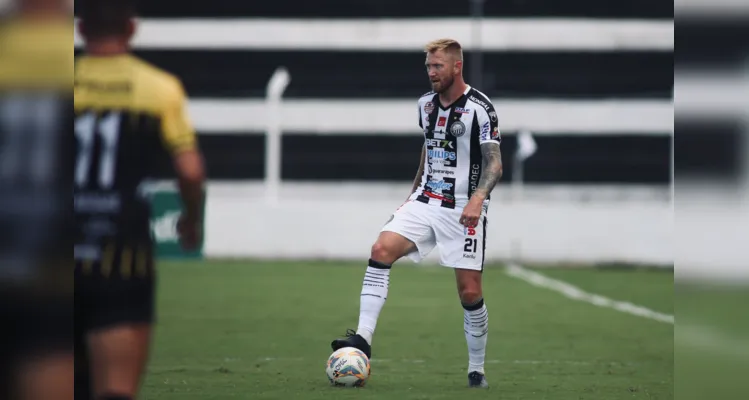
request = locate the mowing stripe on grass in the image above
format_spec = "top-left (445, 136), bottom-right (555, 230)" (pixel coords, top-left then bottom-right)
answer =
top-left (505, 264), bottom-right (674, 324)
top-left (677, 324), bottom-right (749, 360)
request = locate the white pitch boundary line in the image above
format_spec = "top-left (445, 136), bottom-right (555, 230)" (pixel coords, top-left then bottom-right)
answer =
top-left (505, 264), bottom-right (674, 324)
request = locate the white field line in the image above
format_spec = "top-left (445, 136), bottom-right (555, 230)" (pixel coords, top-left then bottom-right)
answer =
top-left (505, 264), bottom-right (674, 324)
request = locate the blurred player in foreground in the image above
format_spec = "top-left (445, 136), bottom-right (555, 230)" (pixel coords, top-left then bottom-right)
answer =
top-left (75, 1), bottom-right (206, 399)
top-left (0, 0), bottom-right (73, 399)
top-left (332, 38), bottom-right (503, 388)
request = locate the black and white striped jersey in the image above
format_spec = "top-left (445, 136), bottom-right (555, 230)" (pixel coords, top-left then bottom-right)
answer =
top-left (409, 85), bottom-right (501, 209)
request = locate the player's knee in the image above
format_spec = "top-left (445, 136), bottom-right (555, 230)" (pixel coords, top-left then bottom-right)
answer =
top-left (459, 289), bottom-right (483, 306)
top-left (370, 242), bottom-right (397, 265)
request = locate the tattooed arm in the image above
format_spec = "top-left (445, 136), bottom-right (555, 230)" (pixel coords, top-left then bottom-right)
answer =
top-left (407, 144), bottom-right (427, 201)
top-left (471, 142), bottom-right (503, 202)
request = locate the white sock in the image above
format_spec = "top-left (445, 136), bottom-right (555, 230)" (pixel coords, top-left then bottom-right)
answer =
top-left (463, 298), bottom-right (488, 374)
top-left (356, 259), bottom-right (391, 345)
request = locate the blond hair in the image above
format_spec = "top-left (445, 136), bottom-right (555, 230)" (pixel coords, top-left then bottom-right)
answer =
top-left (424, 38), bottom-right (463, 61)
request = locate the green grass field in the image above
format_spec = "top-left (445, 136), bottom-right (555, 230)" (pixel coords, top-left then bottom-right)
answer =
top-left (142, 261), bottom-right (673, 399)
top-left (675, 283), bottom-right (749, 400)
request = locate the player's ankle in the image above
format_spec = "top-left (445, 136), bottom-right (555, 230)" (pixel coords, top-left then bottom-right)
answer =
top-left (468, 366), bottom-right (485, 375)
top-left (357, 330), bottom-right (373, 345)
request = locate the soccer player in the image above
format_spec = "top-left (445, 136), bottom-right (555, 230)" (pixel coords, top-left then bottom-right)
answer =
top-left (331, 38), bottom-right (503, 388)
top-left (74, 1), bottom-right (206, 399)
top-left (0, 1), bottom-right (74, 399)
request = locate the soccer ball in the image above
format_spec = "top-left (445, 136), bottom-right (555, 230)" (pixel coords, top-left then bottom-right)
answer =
top-left (325, 347), bottom-right (371, 387)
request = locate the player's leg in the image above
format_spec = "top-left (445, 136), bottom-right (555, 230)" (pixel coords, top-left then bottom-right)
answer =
top-left (332, 201), bottom-right (436, 358)
top-left (86, 324), bottom-right (152, 399)
top-left (15, 351), bottom-right (75, 400)
top-left (436, 209), bottom-right (489, 387)
top-left (80, 258), bottom-right (156, 400)
top-left (331, 231), bottom-right (418, 358)
top-left (359, 230), bottom-right (417, 337)
top-left (455, 267), bottom-right (489, 388)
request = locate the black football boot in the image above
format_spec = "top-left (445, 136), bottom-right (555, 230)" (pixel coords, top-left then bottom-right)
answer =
top-left (330, 329), bottom-right (372, 359)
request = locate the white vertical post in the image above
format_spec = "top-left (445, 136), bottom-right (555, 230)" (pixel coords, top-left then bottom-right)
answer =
top-left (264, 67), bottom-right (291, 205)
top-left (510, 129), bottom-right (537, 263)
top-left (511, 154), bottom-right (524, 204)
top-left (512, 129), bottom-right (537, 203)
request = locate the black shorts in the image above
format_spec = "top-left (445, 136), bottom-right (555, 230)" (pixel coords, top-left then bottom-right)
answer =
top-left (0, 288), bottom-right (73, 358)
top-left (74, 267), bottom-right (156, 334)
top-left (0, 289), bottom-right (73, 399)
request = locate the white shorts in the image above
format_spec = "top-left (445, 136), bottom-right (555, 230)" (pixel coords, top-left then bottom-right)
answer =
top-left (381, 200), bottom-right (487, 271)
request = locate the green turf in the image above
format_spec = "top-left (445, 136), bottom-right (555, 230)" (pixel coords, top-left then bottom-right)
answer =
top-left (674, 283), bottom-right (749, 400)
top-left (141, 261), bottom-right (673, 399)
top-left (539, 268), bottom-right (673, 314)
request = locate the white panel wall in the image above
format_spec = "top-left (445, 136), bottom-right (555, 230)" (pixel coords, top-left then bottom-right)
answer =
top-left (202, 183), bottom-right (673, 266)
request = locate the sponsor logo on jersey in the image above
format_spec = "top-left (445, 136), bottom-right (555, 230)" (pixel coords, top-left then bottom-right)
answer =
top-left (425, 138), bottom-right (454, 149)
top-left (424, 101), bottom-right (435, 114)
top-left (427, 149), bottom-right (456, 160)
top-left (469, 95), bottom-right (491, 111)
top-left (75, 192), bottom-right (121, 213)
top-left (433, 168), bottom-right (455, 175)
top-left (463, 253), bottom-right (477, 259)
top-left (469, 163), bottom-right (481, 194)
top-left (450, 120), bottom-right (466, 137)
top-left (437, 116), bottom-right (447, 127)
top-left (480, 121), bottom-right (490, 141)
top-left (426, 180), bottom-right (454, 191)
top-left (489, 110), bottom-right (497, 123)
top-left (491, 126), bottom-right (500, 140)
top-left (423, 191), bottom-right (455, 203)
top-left (455, 107), bottom-right (470, 114)
top-left (465, 226), bottom-right (477, 236)
top-left (83, 218), bottom-right (117, 236)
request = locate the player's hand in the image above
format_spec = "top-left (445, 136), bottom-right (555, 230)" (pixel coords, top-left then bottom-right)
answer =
top-left (459, 199), bottom-right (482, 228)
top-left (176, 214), bottom-right (202, 251)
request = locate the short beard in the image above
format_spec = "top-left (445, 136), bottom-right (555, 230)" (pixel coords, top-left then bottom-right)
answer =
top-left (435, 76), bottom-right (454, 94)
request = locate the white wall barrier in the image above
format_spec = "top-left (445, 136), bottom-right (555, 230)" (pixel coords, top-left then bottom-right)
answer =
top-left (203, 183), bottom-right (673, 267)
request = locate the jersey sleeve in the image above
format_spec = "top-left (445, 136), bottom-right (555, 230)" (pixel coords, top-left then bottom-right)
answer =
top-left (475, 101), bottom-right (501, 145)
top-left (160, 78), bottom-right (197, 154)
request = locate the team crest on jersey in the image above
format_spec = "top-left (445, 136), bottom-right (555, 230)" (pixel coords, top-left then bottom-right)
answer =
top-left (450, 120), bottom-right (466, 137)
top-left (424, 102), bottom-right (435, 114)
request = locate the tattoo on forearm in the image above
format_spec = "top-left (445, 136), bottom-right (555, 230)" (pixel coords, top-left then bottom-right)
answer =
top-left (410, 145), bottom-right (426, 195)
top-left (474, 142), bottom-right (503, 199)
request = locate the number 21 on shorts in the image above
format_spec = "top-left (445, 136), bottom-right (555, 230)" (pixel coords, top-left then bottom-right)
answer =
top-left (463, 226), bottom-right (478, 253)
top-left (464, 238), bottom-right (478, 253)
